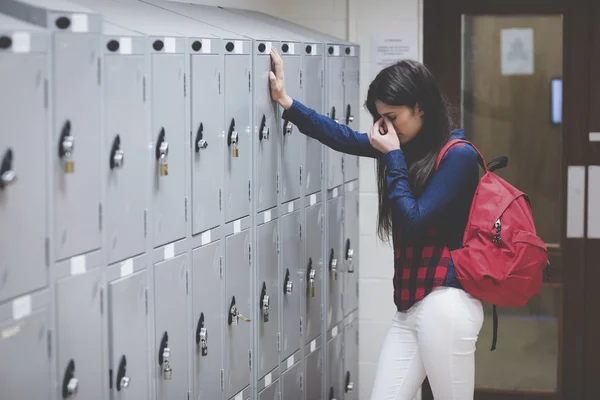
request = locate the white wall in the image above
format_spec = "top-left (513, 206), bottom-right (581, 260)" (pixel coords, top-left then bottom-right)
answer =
top-left (185, 0), bottom-right (423, 398)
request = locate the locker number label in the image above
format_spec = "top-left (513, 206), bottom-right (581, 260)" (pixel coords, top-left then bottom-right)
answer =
top-left (12, 295), bottom-right (32, 321)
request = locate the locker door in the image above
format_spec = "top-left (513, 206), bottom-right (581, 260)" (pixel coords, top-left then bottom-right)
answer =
top-left (326, 52), bottom-right (344, 190)
top-left (281, 210), bottom-right (302, 361)
top-left (0, 47), bottom-right (48, 303)
top-left (305, 345), bottom-right (322, 400)
top-left (258, 379), bottom-right (280, 400)
top-left (281, 359), bottom-right (303, 400)
top-left (303, 53), bottom-right (324, 197)
top-left (328, 333), bottom-right (343, 400)
top-left (343, 319), bottom-right (359, 400)
top-left (327, 196), bottom-right (344, 330)
top-left (342, 54), bottom-right (360, 183)
top-left (305, 202), bottom-right (323, 344)
top-left (191, 53), bottom-right (223, 235)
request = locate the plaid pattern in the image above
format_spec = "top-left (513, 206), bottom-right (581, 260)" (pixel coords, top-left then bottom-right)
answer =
top-left (393, 227), bottom-right (452, 311)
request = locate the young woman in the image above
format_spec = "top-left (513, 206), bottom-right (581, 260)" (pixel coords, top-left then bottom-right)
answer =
top-left (269, 48), bottom-right (484, 399)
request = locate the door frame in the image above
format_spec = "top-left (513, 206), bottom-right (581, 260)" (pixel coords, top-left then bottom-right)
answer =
top-left (422, 0), bottom-right (590, 399)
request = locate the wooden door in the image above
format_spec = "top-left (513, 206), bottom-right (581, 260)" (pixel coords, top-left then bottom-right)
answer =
top-left (423, 0), bottom-right (592, 399)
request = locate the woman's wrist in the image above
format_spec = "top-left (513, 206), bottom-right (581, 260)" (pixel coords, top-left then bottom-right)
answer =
top-left (280, 94), bottom-right (293, 110)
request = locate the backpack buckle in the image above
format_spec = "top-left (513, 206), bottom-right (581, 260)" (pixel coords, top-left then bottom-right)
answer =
top-left (493, 219), bottom-right (502, 244)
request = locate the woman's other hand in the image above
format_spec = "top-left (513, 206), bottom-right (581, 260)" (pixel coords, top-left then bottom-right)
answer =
top-left (368, 118), bottom-right (401, 154)
top-left (269, 48), bottom-right (293, 110)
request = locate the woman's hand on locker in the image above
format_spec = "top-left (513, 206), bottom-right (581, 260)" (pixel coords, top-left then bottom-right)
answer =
top-left (269, 48), bottom-right (293, 110)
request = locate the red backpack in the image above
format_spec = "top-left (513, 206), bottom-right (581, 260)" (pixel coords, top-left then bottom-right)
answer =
top-left (436, 139), bottom-right (549, 350)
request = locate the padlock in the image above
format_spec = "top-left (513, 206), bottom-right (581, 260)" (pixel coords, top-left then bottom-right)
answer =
top-left (286, 280), bottom-right (293, 295)
top-left (309, 269), bottom-right (316, 298)
top-left (346, 239), bottom-right (355, 273)
top-left (59, 121), bottom-right (75, 174)
top-left (345, 371), bottom-right (354, 393)
top-left (331, 258), bottom-right (338, 281)
top-left (262, 294), bottom-right (270, 323)
top-left (200, 327), bottom-right (208, 356)
top-left (162, 348), bottom-right (172, 380)
top-left (0, 149), bottom-right (16, 189)
top-left (158, 141), bottom-right (169, 177)
top-left (110, 135), bottom-right (124, 170)
top-left (230, 304), bottom-right (239, 326)
top-left (230, 131), bottom-right (239, 158)
top-left (120, 376), bottom-right (130, 389)
top-left (284, 120), bottom-right (293, 136)
top-left (66, 377), bottom-right (79, 396)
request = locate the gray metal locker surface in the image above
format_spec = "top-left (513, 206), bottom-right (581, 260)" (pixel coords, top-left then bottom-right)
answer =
top-left (108, 270), bottom-right (149, 400)
top-left (303, 46), bottom-right (325, 197)
top-left (56, 266), bottom-right (104, 400)
top-left (225, 230), bottom-right (252, 399)
top-left (327, 195), bottom-right (344, 331)
top-left (192, 241), bottom-right (223, 400)
top-left (258, 379), bottom-right (280, 400)
top-left (343, 51), bottom-right (360, 183)
top-left (305, 201), bottom-right (323, 344)
top-left (343, 317), bottom-right (358, 400)
top-left (154, 253), bottom-right (188, 400)
top-left (280, 210), bottom-right (302, 362)
top-left (305, 344), bottom-right (322, 400)
top-left (328, 332), bottom-right (343, 400)
top-left (190, 44), bottom-right (224, 235)
top-left (256, 219), bottom-right (279, 380)
top-left (0, 14), bottom-right (49, 303)
top-left (343, 187), bottom-right (358, 315)
top-left (280, 45), bottom-right (303, 205)
top-left (0, 293), bottom-right (50, 400)
top-left (281, 359), bottom-right (303, 400)
top-left (326, 53), bottom-right (345, 190)
top-left (139, 0), bottom-right (253, 225)
top-left (102, 23), bottom-right (147, 265)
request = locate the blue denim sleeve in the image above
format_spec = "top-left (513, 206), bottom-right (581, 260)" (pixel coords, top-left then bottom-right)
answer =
top-left (281, 99), bottom-right (380, 158)
top-left (383, 144), bottom-right (480, 237)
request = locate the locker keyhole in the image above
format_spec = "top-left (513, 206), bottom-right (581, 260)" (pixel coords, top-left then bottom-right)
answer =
top-left (61, 359), bottom-right (78, 399)
top-left (346, 104), bottom-right (354, 125)
top-left (0, 148), bottom-right (16, 189)
top-left (307, 258), bottom-right (316, 298)
top-left (346, 238), bottom-right (354, 273)
top-left (155, 128), bottom-right (169, 176)
top-left (284, 268), bottom-right (293, 295)
top-left (259, 115), bottom-right (270, 141)
top-left (229, 296), bottom-right (250, 326)
top-left (260, 282), bottom-right (270, 322)
top-left (330, 107), bottom-right (339, 124)
top-left (196, 312), bottom-right (208, 356)
top-left (227, 119), bottom-right (239, 158)
top-left (195, 123), bottom-right (208, 152)
top-left (116, 355), bottom-right (130, 391)
top-left (345, 371), bottom-right (354, 393)
top-left (58, 120), bottom-right (75, 174)
top-left (109, 134), bottom-right (124, 170)
top-left (283, 120), bottom-right (293, 137)
top-left (329, 248), bottom-right (338, 281)
top-left (158, 331), bottom-right (172, 380)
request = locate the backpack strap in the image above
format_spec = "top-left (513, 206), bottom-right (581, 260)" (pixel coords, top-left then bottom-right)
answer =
top-left (435, 139), bottom-right (487, 172)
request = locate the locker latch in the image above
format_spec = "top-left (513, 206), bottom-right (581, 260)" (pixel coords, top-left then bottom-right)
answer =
top-left (156, 128), bottom-right (169, 177)
top-left (260, 282), bottom-right (270, 322)
top-left (227, 119), bottom-right (239, 158)
top-left (329, 386), bottom-right (337, 400)
top-left (116, 355), bottom-right (130, 391)
top-left (0, 148), bottom-right (16, 189)
top-left (229, 296), bottom-right (251, 326)
top-left (195, 123), bottom-right (208, 152)
top-left (158, 331), bottom-right (172, 380)
top-left (284, 268), bottom-right (293, 295)
top-left (196, 312), bottom-right (208, 356)
top-left (329, 248), bottom-right (338, 281)
top-left (283, 120), bottom-right (293, 136)
top-left (259, 115), bottom-right (270, 141)
top-left (345, 238), bottom-right (354, 273)
top-left (346, 104), bottom-right (354, 124)
top-left (345, 371), bottom-right (354, 393)
top-left (61, 359), bottom-right (78, 399)
top-left (330, 106), bottom-right (339, 124)
top-left (58, 120), bottom-right (75, 174)
top-left (307, 258), bottom-right (316, 298)
top-left (110, 134), bottom-right (124, 170)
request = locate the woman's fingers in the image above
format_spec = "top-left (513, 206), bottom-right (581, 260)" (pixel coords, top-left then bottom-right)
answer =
top-left (271, 48), bottom-right (285, 80)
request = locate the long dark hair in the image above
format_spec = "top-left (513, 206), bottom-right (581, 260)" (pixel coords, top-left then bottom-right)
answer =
top-left (365, 60), bottom-right (454, 242)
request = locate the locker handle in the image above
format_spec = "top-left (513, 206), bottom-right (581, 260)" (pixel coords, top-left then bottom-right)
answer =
top-left (116, 355), bottom-right (130, 391)
top-left (284, 268), bottom-right (293, 295)
top-left (345, 371), bottom-right (354, 393)
top-left (330, 106), bottom-right (339, 124)
top-left (260, 282), bottom-right (270, 322)
top-left (0, 148), bottom-right (16, 189)
top-left (283, 120), bottom-right (293, 137)
top-left (346, 104), bottom-right (354, 125)
top-left (196, 312), bottom-right (208, 356)
top-left (109, 134), bottom-right (124, 170)
top-left (307, 258), bottom-right (316, 298)
top-left (345, 238), bottom-right (354, 273)
top-left (329, 248), bottom-right (338, 280)
top-left (61, 359), bottom-right (78, 399)
top-left (156, 128), bottom-right (169, 176)
top-left (227, 119), bottom-right (239, 158)
top-left (329, 386), bottom-right (336, 400)
top-left (195, 123), bottom-right (208, 152)
top-left (58, 120), bottom-right (75, 174)
top-left (259, 115), bottom-right (270, 141)
top-left (159, 331), bottom-right (172, 380)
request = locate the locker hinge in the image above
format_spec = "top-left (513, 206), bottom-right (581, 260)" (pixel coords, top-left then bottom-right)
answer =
top-left (341, 293), bottom-right (344, 310)
top-left (277, 333), bottom-right (281, 352)
top-left (248, 71), bottom-right (252, 92)
top-left (299, 166), bottom-right (302, 186)
top-left (109, 369), bottom-right (113, 389)
top-left (357, 199), bottom-right (359, 215)
top-left (357, 329), bottom-right (359, 345)
top-left (341, 157), bottom-right (345, 172)
top-left (220, 369), bottom-right (224, 391)
top-left (185, 197), bottom-right (188, 222)
top-left (356, 281), bottom-right (359, 298)
top-left (97, 57), bottom-right (101, 85)
top-left (299, 223), bottom-right (302, 241)
top-left (300, 70), bottom-right (303, 88)
top-left (47, 329), bottom-right (52, 358)
top-left (44, 237), bottom-right (49, 267)
top-left (183, 73), bottom-right (187, 97)
top-left (276, 173), bottom-right (280, 194)
top-left (145, 288), bottom-right (149, 315)
top-left (320, 69), bottom-right (324, 87)
top-left (276, 232), bottom-right (280, 253)
top-left (249, 244), bottom-right (252, 265)
top-left (219, 188), bottom-right (222, 210)
top-left (249, 349), bottom-right (252, 369)
top-left (342, 70), bottom-right (345, 86)
top-left (320, 304), bottom-right (323, 320)
top-left (320, 160), bottom-right (324, 179)
top-left (187, 391), bottom-right (190, 400)
top-left (100, 288), bottom-right (104, 315)
top-left (300, 373), bottom-right (303, 390)
top-left (144, 210), bottom-right (148, 237)
top-left (219, 257), bottom-right (223, 278)
top-left (98, 202), bottom-right (103, 231)
top-left (248, 180), bottom-right (251, 201)
top-left (143, 75), bottom-right (146, 103)
top-left (300, 317), bottom-right (303, 336)
top-left (186, 270), bottom-right (189, 295)
top-left (44, 79), bottom-right (48, 109)
top-left (218, 72), bottom-right (221, 94)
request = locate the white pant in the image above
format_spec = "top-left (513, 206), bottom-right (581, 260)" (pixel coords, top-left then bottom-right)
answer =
top-left (369, 287), bottom-right (484, 400)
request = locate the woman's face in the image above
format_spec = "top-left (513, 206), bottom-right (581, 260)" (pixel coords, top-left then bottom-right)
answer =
top-left (375, 100), bottom-right (423, 145)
